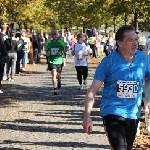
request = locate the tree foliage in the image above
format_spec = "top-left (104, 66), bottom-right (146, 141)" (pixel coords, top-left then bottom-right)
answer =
top-left (0, 0), bottom-right (149, 31)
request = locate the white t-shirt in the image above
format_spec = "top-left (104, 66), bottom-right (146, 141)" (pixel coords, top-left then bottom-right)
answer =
top-left (66, 35), bottom-right (72, 42)
top-left (72, 42), bottom-right (88, 66)
top-left (22, 36), bottom-right (30, 52)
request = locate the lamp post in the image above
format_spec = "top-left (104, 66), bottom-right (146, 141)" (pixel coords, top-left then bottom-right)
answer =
top-left (24, 21), bottom-right (27, 30)
top-left (18, 21), bottom-right (22, 31)
top-left (124, 14), bottom-right (128, 25)
top-left (11, 11), bottom-right (17, 30)
top-left (113, 17), bottom-right (116, 33)
top-left (133, 9), bottom-right (138, 32)
top-left (83, 22), bottom-right (85, 34)
top-left (105, 22), bottom-right (108, 34)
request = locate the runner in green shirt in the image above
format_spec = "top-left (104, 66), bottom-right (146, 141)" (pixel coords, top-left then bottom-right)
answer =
top-left (46, 30), bottom-right (65, 95)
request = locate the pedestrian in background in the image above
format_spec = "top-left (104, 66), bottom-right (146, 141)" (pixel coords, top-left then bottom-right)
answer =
top-left (5, 30), bottom-right (18, 81)
top-left (0, 33), bottom-right (8, 93)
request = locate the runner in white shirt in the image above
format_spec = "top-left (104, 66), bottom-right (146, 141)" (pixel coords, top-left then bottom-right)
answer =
top-left (72, 33), bottom-right (89, 90)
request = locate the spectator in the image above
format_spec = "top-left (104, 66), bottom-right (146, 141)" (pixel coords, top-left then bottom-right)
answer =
top-left (0, 23), bottom-right (8, 80)
top-left (37, 32), bottom-right (43, 63)
top-left (21, 31), bottom-right (31, 71)
top-left (32, 34), bottom-right (38, 64)
top-left (5, 31), bottom-right (18, 81)
top-left (0, 33), bottom-right (8, 93)
top-left (138, 32), bottom-right (147, 52)
top-left (88, 34), bottom-right (97, 58)
top-left (16, 33), bottom-right (26, 75)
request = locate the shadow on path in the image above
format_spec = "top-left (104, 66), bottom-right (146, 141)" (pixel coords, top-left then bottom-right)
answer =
top-left (1, 140), bottom-right (110, 149)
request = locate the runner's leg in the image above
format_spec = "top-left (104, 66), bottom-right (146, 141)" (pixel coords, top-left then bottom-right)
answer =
top-left (56, 64), bottom-right (63, 89)
top-left (51, 69), bottom-right (58, 95)
top-left (75, 66), bottom-right (83, 89)
top-left (82, 66), bottom-right (88, 85)
top-left (57, 72), bottom-right (61, 89)
top-left (51, 69), bottom-right (57, 89)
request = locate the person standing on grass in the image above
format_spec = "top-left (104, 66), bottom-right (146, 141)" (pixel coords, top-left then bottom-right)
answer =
top-left (82, 25), bottom-right (150, 150)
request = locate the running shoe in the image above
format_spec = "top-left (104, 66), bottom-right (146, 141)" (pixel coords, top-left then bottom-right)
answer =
top-left (83, 80), bottom-right (87, 85)
top-left (0, 89), bottom-right (3, 93)
top-left (79, 84), bottom-right (83, 90)
top-left (54, 89), bottom-right (58, 95)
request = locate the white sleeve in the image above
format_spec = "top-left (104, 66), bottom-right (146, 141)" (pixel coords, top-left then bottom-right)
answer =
top-left (86, 45), bottom-right (90, 50)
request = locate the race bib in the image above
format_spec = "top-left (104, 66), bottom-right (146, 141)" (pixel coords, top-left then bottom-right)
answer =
top-left (117, 80), bottom-right (139, 98)
top-left (51, 48), bottom-right (59, 55)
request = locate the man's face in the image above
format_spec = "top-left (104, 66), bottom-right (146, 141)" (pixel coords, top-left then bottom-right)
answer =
top-left (118, 31), bottom-right (138, 56)
top-left (77, 37), bottom-right (83, 43)
top-left (51, 32), bottom-right (58, 40)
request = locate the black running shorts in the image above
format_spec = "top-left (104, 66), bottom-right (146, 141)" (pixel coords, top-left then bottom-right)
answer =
top-left (48, 64), bottom-right (62, 73)
top-left (103, 114), bottom-right (139, 150)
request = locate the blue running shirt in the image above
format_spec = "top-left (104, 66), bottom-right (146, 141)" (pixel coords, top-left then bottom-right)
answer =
top-left (94, 49), bottom-right (150, 119)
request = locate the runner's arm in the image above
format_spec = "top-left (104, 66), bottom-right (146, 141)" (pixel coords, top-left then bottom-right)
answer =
top-left (45, 42), bottom-right (51, 56)
top-left (64, 46), bottom-right (69, 52)
top-left (84, 79), bottom-right (103, 118)
top-left (71, 44), bottom-right (75, 56)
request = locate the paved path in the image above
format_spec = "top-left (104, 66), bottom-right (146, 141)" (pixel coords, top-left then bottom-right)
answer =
top-left (0, 58), bottom-right (111, 150)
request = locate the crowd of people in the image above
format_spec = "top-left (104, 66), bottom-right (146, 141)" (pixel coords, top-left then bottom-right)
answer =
top-left (0, 22), bottom-right (50, 93)
top-left (0, 22), bottom-right (150, 150)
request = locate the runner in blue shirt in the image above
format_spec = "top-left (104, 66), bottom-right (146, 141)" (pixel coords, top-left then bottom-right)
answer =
top-left (82, 25), bottom-right (150, 150)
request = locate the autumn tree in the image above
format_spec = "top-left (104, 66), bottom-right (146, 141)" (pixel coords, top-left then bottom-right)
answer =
top-left (0, 0), bottom-right (149, 31)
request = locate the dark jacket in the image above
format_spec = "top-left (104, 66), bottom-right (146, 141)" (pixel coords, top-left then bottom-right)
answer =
top-left (0, 42), bottom-right (8, 64)
top-left (4, 37), bottom-right (18, 53)
top-left (32, 40), bottom-right (38, 50)
top-left (37, 35), bottom-right (43, 46)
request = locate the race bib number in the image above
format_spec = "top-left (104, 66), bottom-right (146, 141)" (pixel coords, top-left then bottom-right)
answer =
top-left (117, 80), bottom-right (139, 98)
top-left (51, 48), bottom-right (59, 55)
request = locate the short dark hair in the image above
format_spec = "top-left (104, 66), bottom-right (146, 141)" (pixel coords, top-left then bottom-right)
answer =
top-left (11, 30), bottom-right (16, 37)
top-left (77, 33), bottom-right (82, 38)
top-left (115, 25), bottom-right (135, 42)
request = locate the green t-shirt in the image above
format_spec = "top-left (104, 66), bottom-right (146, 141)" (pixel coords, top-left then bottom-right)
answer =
top-left (46, 39), bottom-right (65, 64)
top-left (88, 37), bottom-right (96, 44)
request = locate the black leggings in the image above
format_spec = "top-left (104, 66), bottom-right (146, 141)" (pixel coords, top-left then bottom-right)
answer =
top-left (0, 64), bottom-right (4, 89)
top-left (89, 44), bottom-right (97, 58)
top-left (75, 66), bottom-right (88, 85)
top-left (0, 64), bottom-right (4, 81)
top-left (103, 115), bottom-right (139, 150)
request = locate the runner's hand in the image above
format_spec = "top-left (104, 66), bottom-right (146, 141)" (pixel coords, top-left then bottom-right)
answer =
top-left (71, 51), bottom-right (75, 56)
top-left (82, 117), bottom-right (93, 135)
top-left (57, 52), bottom-right (62, 55)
